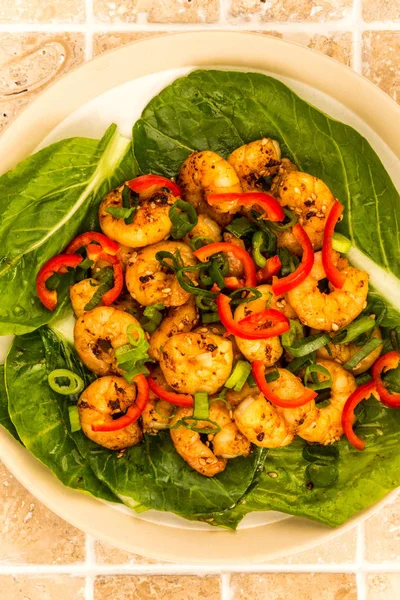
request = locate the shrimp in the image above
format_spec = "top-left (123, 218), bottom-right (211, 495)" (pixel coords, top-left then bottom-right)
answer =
top-left (234, 393), bottom-right (294, 448)
top-left (194, 324), bottom-right (243, 363)
top-left (125, 241), bottom-right (198, 307)
top-left (149, 297), bottom-right (199, 361)
top-left (74, 306), bottom-right (142, 376)
top-left (233, 284), bottom-right (296, 365)
top-left (297, 359), bottom-right (357, 445)
top-left (159, 331), bottom-right (233, 394)
top-left (223, 232), bottom-right (245, 278)
top-left (178, 151), bottom-right (242, 227)
top-left (183, 214), bottom-right (222, 246)
top-left (70, 278), bottom-right (99, 318)
top-left (209, 400), bottom-right (252, 459)
top-left (141, 398), bottom-right (174, 434)
top-left (78, 376), bottom-right (143, 450)
top-left (272, 171), bottom-right (336, 255)
top-left (170, 407), bottom-right (227, 477)
top-left (228, 138), bottom-right (282, 191)
top-left (287, 251), bottom-right (368, 331)
top-left (99, 183), bottom-right (176, 248)
top-left (314, 326), bottom-right (383, 375)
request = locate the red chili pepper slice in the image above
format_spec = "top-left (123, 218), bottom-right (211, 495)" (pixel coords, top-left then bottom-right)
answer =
top-left (194, 242), bottom-right (257, 289)
top-left (272, 224), bottom-right (314, 295)
top-left (94, 252), bottom-right (124, 306)
top-left (342, 380), bottom-right (377, 450)
top-left (127, 174), bottom-right (182, 197)
top-left (322, 200), bottom-right (346, 289)
top-left (66, 231), bottom-right (119, 257)
top-left (252, 360), bottom-right (317, 408)
top-left (207, 192), bottom-right (285, 222)
top-left (216, 294), bottom-right (289, 340)
top-left (147, 376), bottom-right (194, 407)
top-left (256, 255), bottom-right (282, 283)
top-left (91, 374), bottom-right (149, 432)
top-left (36, 253), bottom-right (83, 311)
top-left (371, 350), bottom-right (400, 408)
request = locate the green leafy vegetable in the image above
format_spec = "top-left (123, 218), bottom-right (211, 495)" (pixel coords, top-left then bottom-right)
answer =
top-left (0, 365), bottom-right (21, 442)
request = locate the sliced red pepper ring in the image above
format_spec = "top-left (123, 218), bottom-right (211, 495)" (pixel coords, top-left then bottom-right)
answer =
top-left (322, 200), bottom-right (346, 289)
top-left (147, 375), bottom-right (194, 407)
top-left (272, 223), bottom-right (314, 295)
top-left (216, 293), bottom-right (289, 340)
top-left (207, 192), bottom-right (285, 222)
top-left (127, 174), bottom-right (182, 197)
top-left (36, 253), bottom-right (83, 311)
top-left (256, 255), bottom-right (282, 283)
top-left (92, 374), bottom-right (149, 432)
top-left (66, 231), bottom-right (119, 257)
top-left (371, 350), bottom-right (400, 408)
top-left (194, 242), bottom-right (257, 289)
top-left (342, 380), bottom-right (377, 450)
top-left (252, 360), bottom-right (317, 408)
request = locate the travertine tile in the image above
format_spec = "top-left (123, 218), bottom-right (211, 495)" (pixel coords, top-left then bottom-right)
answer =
top-left (255, 31), bottom-right (352, 65)
top-left (0, 575), bottom-right (85, 599)
top-left (93, 32), bottom-right (168, 55)
top-left (270, 528), bottom-right (356, 564)
top-left (365, 492), bottom-right (400, 562)
top-left (231, 573), bottom-right (357, 599)
top-left (0, 32), bottom-right (84, 132)
top-left (362, 31), bottom-right (400, 104)
top-left (0, 462), bottom-right (85, 564)
top-left (0, 0), bottom-right (85, 23)
top-left (363, 0), bottom-right (400, 22)
top-left (93, 0), bottom-right (219, 23)
top-left (231, 0), bottom-right (352, 22)
top-left (95, 539), bottom-right (160, 564)
top-left (367, 574), bottom-right (400, 600)
top-left (94, 575), bottom-right (221, 599)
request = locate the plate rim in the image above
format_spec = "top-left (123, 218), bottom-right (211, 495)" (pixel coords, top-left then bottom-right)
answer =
top-left (0, 31), bottom-right (399, 564)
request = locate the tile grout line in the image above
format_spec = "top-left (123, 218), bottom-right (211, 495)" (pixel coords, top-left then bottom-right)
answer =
top-left (218, 0), bottom-right (231, 24)
top-left (84, 0), bottom-right (94, 61)
top-left (221, 572), bottom-right (233, 600)
top-left (356, 523), bottom-right (367, 600)
top-left (84, 535), bottom-right (96, 600)
top-left (351, 0), bottom-right (363, 73)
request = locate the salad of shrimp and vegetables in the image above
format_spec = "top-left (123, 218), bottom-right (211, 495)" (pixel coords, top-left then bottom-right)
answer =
top-left (35, 138), bottom-right (400, 478)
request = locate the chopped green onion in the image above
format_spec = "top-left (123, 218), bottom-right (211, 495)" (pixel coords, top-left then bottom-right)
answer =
top-left (189, 236), bottom-right (214, 251)
top-left (281, 319), bottom-right (304, 348)
top-left (48, 369), bottom-right (84, 395)
top-left (155, 250), bottom-right (184, 272)
top-left (343, 338), bottom-right (383, 371)
top-left (332, 232), bottom-right (351, 254)
top-left (283, 332), bottom-right (330, 358)
top-left (247, 372), bottom-right (257, 388)
top-left (68, 405), bottom-right (81, 433)
top-left (303, 364), bottom-right (332, 391)
top-left (84, 267), bottom-right (114, 311)
top-left (193, 392), bottom-right (209, 419)
top-left (332, 316), bottom-right (376, 344)
top-left (171, 416), bottom-right (221, 435)
top-left (225, 361), bottom-right (252, 391)
top-left (176, 265), bottom-right (217, 298)
top-left (209, 253), bottom-right (229, 288)
top-left (302, 444), bottom-right (339, 463)
top-left (141, 303), bottom-right (165, 333)
top-left (195, 296), bottom-right (215, 311)
top-left (105, 205), bottom-right (136, 220)
top-left (122, 185), bottom-right (139, 224)
top-left (390, 327), bottom-right (400, 351)
top-left (202, 312), bottom-right (220, 324)
top-left (252, 230), bottom-right (272, 268)
top-left (313, 388), bottom-right (331, 407)
top-left (305, 462), bottom-right (338, 488)
top-left (228, 287), bottom-right (262, 306)
top-left (286, 353), bottom-right (316, 374)
top-left (266, 369), bottom-right (280, 383)
top-left (123, 362), bottom-right (149, 383)
top-left (212, 388), bottom-right (228, 403)
top-left (78, 257), bottom-right (94, 271)
top-left (115, 324), bottom-right (151, 380)
top-left (226, 217), bottom-right (257, 238)
top-left (169, 199), bottom-right (198, 239)
top-left (268, 208), bottom-right (297, 231)
top-left (277, 247), bottom-right (299, 277)
top-left (355, 373), bottom-right (373, 386)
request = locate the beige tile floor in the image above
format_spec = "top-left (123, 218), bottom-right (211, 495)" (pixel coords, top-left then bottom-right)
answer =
top-left (1, 1), bottom-right (400, 598)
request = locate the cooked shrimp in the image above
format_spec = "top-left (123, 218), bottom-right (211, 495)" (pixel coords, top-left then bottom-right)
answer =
top-left (70, 278), bottom-right (99, 318)
top-left (74, 306), bottom-right (142, 376)
top-left (209, 400), bottom-right (251, 459)
top-left (178, 151), bottom-right (242, 226)
top-left (194, 324), bottom-right (242, 363)
top-left (99, 184), bottom-right (176, 248)
top-left (272, 171), bottom-right (336, 255)
top-left (149, 297), bottom-right (199, 361)
top-left (226, 382), bottom-right (256, 407)
top-left (78, 376), bottom-right (143, 450)
top-left (125, 241), bottom-right (198, 307)
top-left (159, 331), bottom-right (233, 394)
top-left (141, 398), bottom-right (174, 434)
top-left (223, 232), bottom-right (245, 278)
top-left (170, 406), bottom-right (227, 477)
top-left (234, 393), bottom-right (294, 448)
top-left (314, 326), bottom-right (382, 375)
top-left (228, 138), bottom-right (282, 191)
top-left (183, 214), bottom-right (222, 245)
top-left (117, 245), bottom-right (137, 271)
top-left (233, 285), bottom-right (296, 365)
top-left (297, 359), bottom-right (357, 445)
top-left (288, 251), bottom-right (368, 331)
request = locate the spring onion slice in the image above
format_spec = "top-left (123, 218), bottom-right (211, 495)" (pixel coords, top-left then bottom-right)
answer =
top-left (209, 253), bottom-right (229, 288)
top-left (277, 247), bottom-right (299, 277)
top-left (252, 230), bottom-right (269, 268)
top-left (123, 362), bottom-right (150, 383)
top-left (105, 205), bottom-right (135, 220)
top-left (313, 388), bottom-right (331, 407)
top-left (268, 208), bottom-right (297, 231)
top-left (281, 319), bottom-right (304, 348)
top-left (171, 416), bottom-right (221, 435)
top-left (225, 361), bottom-right (252, 391)
top-left (189, 236), bottom-right (214, 251)
top-left (122, 185), bottom-right (139, 225)
top-left (283, 333), bottom-right (330, 357)
top-left (331, 232), bottom-right (351, 254)
top-left (266, 369), bottom-right (280, 383)
top-left (84, 267), bottom-right (114, 311)
top-left (196, 296), bottom-right (215, 311)
top-left (48, 369), bottom-right (84, 396)
top-left (193, 392), bottom-right (209, 419)
top-left (169, 199), bottom-right (198, 239)
top-left (177, 265), bottom-right (218, 298)
top-left (247, 372), bottom-right (257, 388)
top-left (226, 217), bottom-right (257, 238)
top-left (202, 312), bottom-right (220, 324)
top-left (286, 352), bottom-right (316, 374)
top-left (228, 287), bottom-right (262, 306)
top-left (355, 373), bottom-right (373, 386)
top-left (141, 303), bottom-right (165, 333)
top-left (390, 327), bottom-right (400, 351)
top-left (68, 405), bottom-right (81, 433)
top-left (303, 364), bottom-right (332, 391)
top-left (343, 338), bottom-right (383, 371)
top-left (332, 316), bottom-right (376, 344)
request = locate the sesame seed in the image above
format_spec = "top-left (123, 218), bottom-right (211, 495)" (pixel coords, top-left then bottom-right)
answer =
top-left (321, 205), bottom-right (327, 212)
top-left (332, 323), bottom-right (339, 331)
top-left (162, 288), bottom-right (171, 294)
top-left (267, 472), bottom-right (278, 478)
top-left (311, 192), bottom-right (317, 200)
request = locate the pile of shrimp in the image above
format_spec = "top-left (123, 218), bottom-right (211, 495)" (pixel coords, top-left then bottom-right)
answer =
top-left (67, 138), bottom-right (379, 478)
